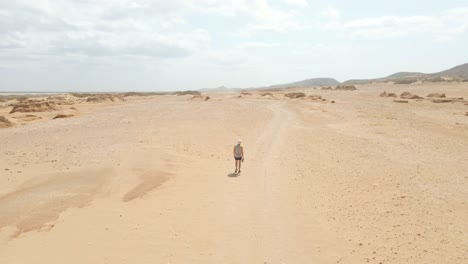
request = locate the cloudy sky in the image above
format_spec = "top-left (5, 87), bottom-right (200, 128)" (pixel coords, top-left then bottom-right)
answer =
top-left (1, 0), bottom-right (468, 92)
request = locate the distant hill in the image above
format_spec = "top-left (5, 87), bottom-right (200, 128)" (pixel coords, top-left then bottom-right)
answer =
top-left (344, 62), bottom-right (468, 84)
top-left (430, 63), bottom-right (468, 79)
top-left (197, 62), bottom-right (468, 92)
top-left (268, 78), bottom-right (340, 89)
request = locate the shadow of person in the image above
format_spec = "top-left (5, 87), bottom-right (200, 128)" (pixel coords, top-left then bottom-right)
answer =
top-left (227, 172), bottom-right (239, 178)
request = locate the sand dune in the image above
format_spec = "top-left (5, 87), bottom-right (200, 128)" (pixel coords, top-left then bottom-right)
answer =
top-left (0, 116), bottom-right (14, 128)
top-left (0, 82), bottom-right (467, 263)
top-left (53, 108), bottom-right (79, 119)
top-left (10, 100), bottom-right (59, 114)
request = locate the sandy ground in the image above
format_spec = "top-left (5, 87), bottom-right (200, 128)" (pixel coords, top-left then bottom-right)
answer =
top-left (0, 83), bottom-right (467, 263)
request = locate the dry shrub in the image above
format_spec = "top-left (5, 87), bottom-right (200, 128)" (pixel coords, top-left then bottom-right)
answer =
top-left (400, 92), bottom-right (423, 99)
top-left (380, 91), bottom-right (397, 97)
top-left (423, 77), bottom-right (446, 83)
top-left (335, 85), bottom-right (357, 91)
top-left (190, 95), bottom-right (210, 101)
top-left (431, 99), bottom-right (455, 103)
top-left (121, 92), bottom-right (169, 97)
top-left (86, 94), bottom-right (124, 103)
top-left (394, 79), bottom-right (418, 84)
top-left (173, 90), bottom-right (201, 96)
top-left (284, 92), bottom-right (306, 99)
top-left (309, 94), bottom-right (322, 100)
top-left (426, 93), bottom-right (446, 98)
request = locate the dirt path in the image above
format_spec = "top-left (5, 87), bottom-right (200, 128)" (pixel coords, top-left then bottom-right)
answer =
top-left (213, 101), bottom-right (346, 263)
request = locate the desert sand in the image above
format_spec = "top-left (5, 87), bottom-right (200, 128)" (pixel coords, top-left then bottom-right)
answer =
top-left (0, 82), bottom-right (467, 263)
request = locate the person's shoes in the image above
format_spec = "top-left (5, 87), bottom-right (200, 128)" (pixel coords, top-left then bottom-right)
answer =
top-left (238, 170), bottom-right (241, 173)
top-left (235, 170), bottom-right (238, 174)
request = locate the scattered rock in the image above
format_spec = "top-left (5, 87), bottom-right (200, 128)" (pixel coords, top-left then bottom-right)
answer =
top-left (331, 100), bottom-right (336, 103)
top-left (400, 92), bottom-right (423, 99)
top-left (0, 116), bottom-right (15, 128)
top-left (321, 86), bottom-right (333, 90)
top-left (10, 100), bottom-right (59, 113)
top-left (284, 92), bottom-right (306, 99)
top-left (380, 91), bottom-right (397, 97)
top-left (394, 100), bottom-right (409, 103)
top-left (427, 93), bottom-right (446, 98)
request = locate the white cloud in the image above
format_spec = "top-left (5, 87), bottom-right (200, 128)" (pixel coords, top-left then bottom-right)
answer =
top-left (0, 0), bottom-right (215, 64)
top-left (0, 0), bottom-right (305, 68)
top-left (283, 0), bottom-right (308, 8)
top-left (321, 7), bottom-right (468, 41)
top-left (241, 42), bottom-right (281, 48)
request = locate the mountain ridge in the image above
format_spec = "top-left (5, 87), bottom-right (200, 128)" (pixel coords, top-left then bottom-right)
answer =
top-left (343, 62), bottom-right (468, 84)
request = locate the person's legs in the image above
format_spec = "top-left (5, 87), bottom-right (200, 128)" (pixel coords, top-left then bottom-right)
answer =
top-left (238, 159), bottom-right (242, 172)
top-left (234, 159), bottom-right (238, 172)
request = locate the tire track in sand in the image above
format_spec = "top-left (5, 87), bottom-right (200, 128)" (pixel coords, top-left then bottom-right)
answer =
top-left (220, 101), bottom-right (296, 263)
top-left (220, 100), bottom-right (345, 263)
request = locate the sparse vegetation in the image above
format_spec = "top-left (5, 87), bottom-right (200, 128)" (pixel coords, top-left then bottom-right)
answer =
top-left (86, 94), bottom-right (125, 103)
top-left (70, 93), bottom-right (99, 98)
top-left (121, 92), bottom-right (169, 97)
top-left (173, 90), bottom-right (201, 96)
top-left (427, 93), bottom-right (446, 98)
top-left (400, 91), bottom-right (423, 99)
top-left (423, 77), bottom-right (446, 83)
top-left (380, 91), bottom-right (397, 97)
top-left (284, 92), bottom-right (306, 99)
top-left (335, 85), bottom-right (358, 91)
top-left (394, 79), bottom-right (418, 84)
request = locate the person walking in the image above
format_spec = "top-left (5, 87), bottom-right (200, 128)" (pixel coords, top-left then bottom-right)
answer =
top-left (233, 139), bottom-right (244, 174)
